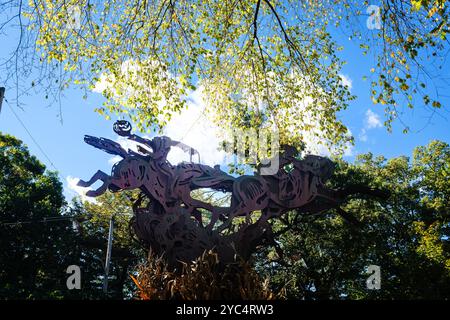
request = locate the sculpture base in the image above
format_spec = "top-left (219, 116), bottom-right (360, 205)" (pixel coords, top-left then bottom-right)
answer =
top-left (131, 250), bottom-right (277, 300)
top-left (131, 205), bottom-right (276, 268)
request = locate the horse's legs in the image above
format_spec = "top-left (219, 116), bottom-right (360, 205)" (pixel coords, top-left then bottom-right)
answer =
top-left (216, 205), bottom-right (249, 233)
top-left (191, 209), bottom-right (203, 227)
top-left (77, 170), bottom-right (111, 197)
top-left (186, 198), bottom-right (216, 228)
top-left (86, 181), bottom-right (110, 197)
top-left (258, 207), bottom-right (282, 224)
top-left (183, 197), bottom-right (228, 231)
top-left (183, 201), bottom-right (203, 226)
top-left (206, 207), bottom-right (229, 231)
top-left (77, 170), bottom-right (109, 187)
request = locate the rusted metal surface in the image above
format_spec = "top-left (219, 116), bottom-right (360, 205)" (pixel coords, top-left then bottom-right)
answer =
top-left (79, 120), bottom-right (386, 266)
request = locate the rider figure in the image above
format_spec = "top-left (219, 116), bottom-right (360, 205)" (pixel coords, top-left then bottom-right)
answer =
top-left (275, 145), bottom-right (300, 203)
top-left (113, 120), bottom-right (204, 199)
top-left (257, 144), bottom-right (301, 204)
top-left (113, 120), bottom-right (199, 173)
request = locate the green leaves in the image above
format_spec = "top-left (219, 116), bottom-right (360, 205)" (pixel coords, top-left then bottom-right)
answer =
top-left (24, 0), bottom-right (356, 153)
top-left (261, 140), bottom-right (450, 299)
top-left (18, 0), bottom-right (448, 152)
top-left (0, 132), bottom-right (67, 299)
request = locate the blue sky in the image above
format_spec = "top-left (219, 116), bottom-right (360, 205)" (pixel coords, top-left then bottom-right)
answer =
top-left (0, 11), bottom-right (449, 202)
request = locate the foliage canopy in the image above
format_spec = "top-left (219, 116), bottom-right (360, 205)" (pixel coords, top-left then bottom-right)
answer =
top-left (1, 0), bottom-right (448, 152)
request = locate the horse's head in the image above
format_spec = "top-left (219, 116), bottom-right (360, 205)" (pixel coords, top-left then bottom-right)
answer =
top-left (300, 155), bottom-right (335, 181)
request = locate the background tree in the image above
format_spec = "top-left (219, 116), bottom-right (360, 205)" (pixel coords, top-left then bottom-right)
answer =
top-left (0, 131), bottom-right (140, 299)
top-left (0, 132), bottom-right (69, 298)
top-left (258, 140), bottom-right (450, 299)
top-left (71, 190), bottom-right (144, 299)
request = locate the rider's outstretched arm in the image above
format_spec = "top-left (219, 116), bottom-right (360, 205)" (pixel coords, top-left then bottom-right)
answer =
top-left (126, 134), bottom-right (152, 146)
top-left (122, 134), bottom-right (154, 156)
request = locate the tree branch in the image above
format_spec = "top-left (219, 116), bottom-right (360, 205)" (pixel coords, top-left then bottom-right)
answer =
top-left (262, 0), bottom-right (307, 71)
top-left (253, 0), bottom-right (261, 41)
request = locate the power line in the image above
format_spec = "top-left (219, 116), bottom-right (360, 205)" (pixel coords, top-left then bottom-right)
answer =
top-left (1, 215), bottom-right (79, 227)
top-left (3, 96), bottom-right (58, 171)
top-left (0, 210), bottom-right (131, 227)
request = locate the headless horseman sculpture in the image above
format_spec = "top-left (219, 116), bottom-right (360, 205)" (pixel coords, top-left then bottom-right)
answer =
top-left (79, 120), bottom-right (388, 266)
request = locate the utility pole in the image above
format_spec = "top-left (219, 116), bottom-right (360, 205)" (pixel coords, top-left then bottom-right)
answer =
top-left (0, 87), bottom-right (5, 114)
top-left (103, 215), bottom-right (114, 294)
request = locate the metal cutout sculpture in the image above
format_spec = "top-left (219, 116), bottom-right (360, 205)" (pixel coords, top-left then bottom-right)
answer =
top-left (79, 120), bottom-right (388, 267)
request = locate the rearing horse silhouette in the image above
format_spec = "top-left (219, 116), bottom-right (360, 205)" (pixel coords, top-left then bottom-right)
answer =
top-left (216, 154), bottom-right (336, 231)
top-left (77, 134), bottom-right (234, 229)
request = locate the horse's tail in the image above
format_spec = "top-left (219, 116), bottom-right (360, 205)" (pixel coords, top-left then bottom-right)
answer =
top-left (84, 135), bottom-right (128, 158)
